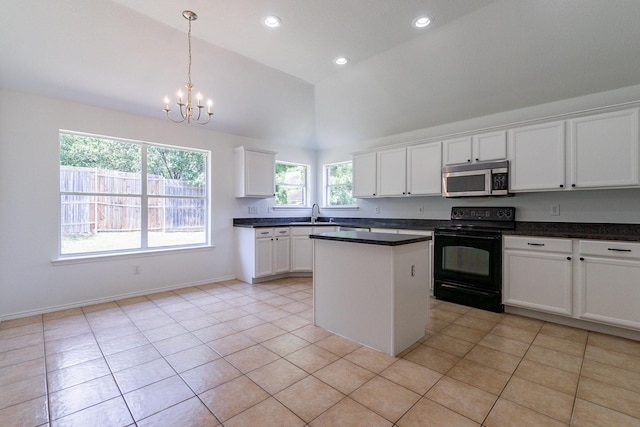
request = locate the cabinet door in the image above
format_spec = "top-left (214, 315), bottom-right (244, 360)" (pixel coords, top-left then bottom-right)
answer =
top-left (245, 150), bottom-right (276, 197)
top-left (352, 152), bottom-right (377, 197)
top-left (377, 147), bottom-right (407, 196)
top-left (503, 250), bottom-right (573, 315)
top-left (273, 236), bottom-right (290, 274)
top-left (255, 237), bottom-right (273, 277)
top-left (473, 131), bottom-right (506, 162)
top-left (407, 142), bottom-right (442, 195)
top-left (578, 256), bottom-right (640, 329)
top-left (509, 121), bottom-right (566, 191)
top-left (443, 136), bottom-right (472, 165)
top-left (570, 108), bottom-right (639, 188)
top-left (291, 233), bottom-right (313, 272)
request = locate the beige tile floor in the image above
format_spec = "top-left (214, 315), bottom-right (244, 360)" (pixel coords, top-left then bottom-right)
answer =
top-left (1, 277), bottom-right (640, 426)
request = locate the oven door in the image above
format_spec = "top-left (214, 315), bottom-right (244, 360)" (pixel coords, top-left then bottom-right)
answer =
top-left (434, 231), bottom-right (502, 291)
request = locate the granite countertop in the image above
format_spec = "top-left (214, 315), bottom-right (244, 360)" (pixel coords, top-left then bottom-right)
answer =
top-left (309, 231), bottom-right (431, 246)
top-left (233, 217), bottom-right (640, 242)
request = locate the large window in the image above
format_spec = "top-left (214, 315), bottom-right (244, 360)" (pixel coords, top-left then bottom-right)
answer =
top-left (325, 161), bottom-right (356, 206)
top-left (59, 131), bottom-right (209, 256)
top-left (275, 161), bottom-right (308, 206)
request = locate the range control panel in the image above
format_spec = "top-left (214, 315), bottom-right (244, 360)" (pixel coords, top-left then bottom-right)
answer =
top-left (451, 207), bottom-right (515, 222)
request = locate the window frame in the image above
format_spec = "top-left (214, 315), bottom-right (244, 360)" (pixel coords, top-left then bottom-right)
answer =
top-left (58, 130), bottom-right (210, 258)
top-left (324, 161), bottom-right (356, 207)
top-left (275, 160), bottom-right (309, 207)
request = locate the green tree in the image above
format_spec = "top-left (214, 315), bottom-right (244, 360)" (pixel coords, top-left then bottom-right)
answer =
top-left (60, 133), bottom-right (206, 186)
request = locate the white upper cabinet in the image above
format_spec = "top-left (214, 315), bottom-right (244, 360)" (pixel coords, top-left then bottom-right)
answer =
top-left (407, 142), bottom-right (442, 196)
top-left (352, 152), bottom-right (377, 198)
top-left (473, 131), bottom-right (507, 163)
top-left (234, 146), bottom-right (276, 198)
top-left (443, 136), bottom-right (472, 165)
top-left (509, 121), bottom-right (566, 192)
top-left (377, 147), bottom-right (407, 196)
top-left (443, 131), bottom-right (506, 165)
top-left (569, 108), bottom-right (639, 189)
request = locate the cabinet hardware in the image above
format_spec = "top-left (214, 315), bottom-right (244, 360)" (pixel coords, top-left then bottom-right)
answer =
top-left (475, 158), bottom-right (479, 162)
top-left (527, 242), bottom-right (545, 246)
top-left (580, 257), bottom-right (585, 261)
top-left (567, 257), bottom-right (572, 260)
top-left (608, 248), bottom-right (632, 252)
top-left (411, 265), bottom-right (415, 277)
top-left (571, 184), bottom-right (576, 188)
top-left (260, 231), bottom-right (269, 235)
top-left (559, 184), bottom-right (564, 188)
top-left (467, 159), bottom-right (471, 162)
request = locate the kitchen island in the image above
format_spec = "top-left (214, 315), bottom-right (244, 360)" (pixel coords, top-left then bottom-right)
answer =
top-left (310, 231), bottom-right (431, 356)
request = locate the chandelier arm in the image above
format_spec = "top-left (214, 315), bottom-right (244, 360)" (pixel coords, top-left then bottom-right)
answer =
top-left (165, 110), bottom-right (187, 124)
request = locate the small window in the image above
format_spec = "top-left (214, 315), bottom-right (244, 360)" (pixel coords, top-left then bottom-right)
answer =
top-left (275, 161), bottom-right (308, 206)
top-left (325, 161), bottom-right (356, 206)
top-left (59, 131), bottom-right (209, 256)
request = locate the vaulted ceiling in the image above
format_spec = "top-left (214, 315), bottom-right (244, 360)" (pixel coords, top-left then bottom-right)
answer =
top-left (2, 0), bottom-right (640, 149)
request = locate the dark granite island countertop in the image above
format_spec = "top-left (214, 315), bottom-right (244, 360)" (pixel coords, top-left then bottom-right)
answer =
top-left (309, 231), bottom-right (431, 246)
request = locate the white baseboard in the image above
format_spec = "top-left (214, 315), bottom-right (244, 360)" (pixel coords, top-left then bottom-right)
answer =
top-left (0, 274), bottom-right (237, 323)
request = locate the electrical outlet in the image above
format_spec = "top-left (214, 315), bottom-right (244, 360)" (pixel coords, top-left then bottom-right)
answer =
top-left (375, 206), bottom-right (380, 214)
top-left (418, 205), bottom-right (424, 214)
top-left (551, 205), bottom-right (560, 216)
top-left (248, 206), bottom-right (258, 214)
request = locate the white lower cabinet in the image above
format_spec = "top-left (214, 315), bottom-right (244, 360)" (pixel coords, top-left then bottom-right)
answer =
top-left (290, 226), bottom-right (338, 272)
top-left (503, 236), bottom-right (573, 315)
top-left (236, 227), bottom-right (289, 282)
top-left (577, 240), bottom-right (640, 330)
top-left (504, 236), bottom-right (640, 331)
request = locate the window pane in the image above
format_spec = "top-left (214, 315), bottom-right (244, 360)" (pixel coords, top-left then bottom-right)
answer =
top-left (328, 163), bottom-right (353, 185)
top-left (60, 134), bottom-right (141, 194)
top-left (275, 186), bottom-right (305, 206)
top-left (147, 197), bottom-right (206, 247)
top-left (60, 195), bottom-right (141, 254)
top-left (147, 146), bottom-right (206, 196)
top-left (275, 162), bottom-right (307, 206)
top-left (328, 185), bottom-right (355, 206)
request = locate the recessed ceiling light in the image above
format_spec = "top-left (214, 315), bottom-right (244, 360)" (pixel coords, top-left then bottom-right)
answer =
top-left (263, 15), bottom-right (281, 28)
top-left (335, 57), bottom-right (349, 65)
top-left (413, 16), bottom-right (432, 28)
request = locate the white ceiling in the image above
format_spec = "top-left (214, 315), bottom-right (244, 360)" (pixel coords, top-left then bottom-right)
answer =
top-left (1, 0), bottom-right (640, 149)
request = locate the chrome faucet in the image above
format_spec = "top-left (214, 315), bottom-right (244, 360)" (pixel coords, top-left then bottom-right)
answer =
top-left (311, 203), bottom-right (320, 223)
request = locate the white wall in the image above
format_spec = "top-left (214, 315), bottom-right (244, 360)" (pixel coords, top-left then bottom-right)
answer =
top-left (0, 90), bottom-right (315, 320)
top-left (314, 85), bottom-right (640, 224)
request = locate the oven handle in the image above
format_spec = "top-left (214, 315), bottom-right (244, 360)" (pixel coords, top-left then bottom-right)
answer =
top-left (435, 232), bottom-right (501, 240)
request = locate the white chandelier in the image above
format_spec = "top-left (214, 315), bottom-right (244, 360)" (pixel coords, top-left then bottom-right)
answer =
top-left (163, 10), bottom-right (213, 125)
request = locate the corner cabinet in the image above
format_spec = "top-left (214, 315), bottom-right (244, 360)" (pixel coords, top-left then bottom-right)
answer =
top-left (503, 236), bottom-right (573, 316)
top-left (569, 108), bottom-right (639, 189)
top-left (234, 146), bottom-right (276, 198)
top-left (577, 240), bottom-right (640, 330)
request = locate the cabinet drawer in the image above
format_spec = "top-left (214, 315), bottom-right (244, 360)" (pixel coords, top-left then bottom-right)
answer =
top-left (255, 228), bottom-right (274, 238)
top-left (290, 226), bottom-right (312, 236)
top-left (579, 240), bottom-right (640, 259)
top-left (504, 236), bottom-right (572, 253)
top-left (273, 227), bottom-right (290, 237)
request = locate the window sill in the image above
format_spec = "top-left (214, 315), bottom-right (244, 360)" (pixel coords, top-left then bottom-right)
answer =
top-left (52, 244), bottom-right (215, 265)
top-left (271, 206), bottom-right (309, 210)
top-left (321, 206), bottom-right (359, 210)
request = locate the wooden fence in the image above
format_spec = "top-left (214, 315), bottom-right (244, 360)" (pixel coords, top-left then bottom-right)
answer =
top-left (61, 166), bottom-right (205, 234)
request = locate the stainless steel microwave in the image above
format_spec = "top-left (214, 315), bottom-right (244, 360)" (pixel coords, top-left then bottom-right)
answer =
top-left (442, 160), bottom-right (509, 197)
